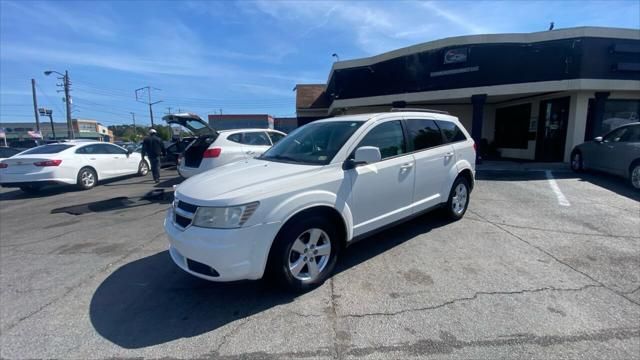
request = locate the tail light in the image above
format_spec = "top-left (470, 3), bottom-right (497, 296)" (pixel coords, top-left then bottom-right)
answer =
top-left (203, 147), bottom-right (222, 158)
top-left (34, 159), bottom-right (62, 167)
top-left (473, 142), bottom-right (477, 152)
top-left (0, 163), bottom-right (7, 169)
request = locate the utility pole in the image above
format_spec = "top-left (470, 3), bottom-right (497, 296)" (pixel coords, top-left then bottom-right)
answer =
top-left (135, 86), bottom-right (162, 128)
top-left (31, 79), bottom-right (40, 132)
top-left (130, 112), bottom-right (137, 140)
top-left (44, 70), bottom-right (74, 139)
top-left (166, 106), bottom-right (173, 115)
top-left (64, 71), bottom-right (74, 139)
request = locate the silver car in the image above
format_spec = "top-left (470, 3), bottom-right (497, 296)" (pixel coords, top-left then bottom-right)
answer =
top-left (570, 122), bottom-right (640, 189)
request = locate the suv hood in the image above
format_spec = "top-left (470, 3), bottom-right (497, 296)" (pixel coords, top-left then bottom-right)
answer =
top-left (176, 158), bottom-right (320, 204)
top-left (163, 113), bottom-right (217, 136)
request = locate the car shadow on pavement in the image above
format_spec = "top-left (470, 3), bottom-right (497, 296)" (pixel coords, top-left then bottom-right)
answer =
top-left (51, 189), bottom-right (173, 215)
top-left (477, 170), bottom-right (639, 202)
top-left (89, 212), bottom-right (451, 349)
top-left (0, 185), bottom-right (81, 201)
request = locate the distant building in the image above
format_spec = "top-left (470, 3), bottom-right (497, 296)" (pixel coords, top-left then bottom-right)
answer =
top-left (295, 84), bottom-right (330, 126)
top-left (208, 114), bottom-right (274, 130)
top-left (274, 117), bottom-right (297, 133)
top-left (0, 118), bottom-right (113, 142)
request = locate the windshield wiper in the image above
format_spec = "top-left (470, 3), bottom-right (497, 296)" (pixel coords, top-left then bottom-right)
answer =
top-left (263, 155), bottom-right (300, 162)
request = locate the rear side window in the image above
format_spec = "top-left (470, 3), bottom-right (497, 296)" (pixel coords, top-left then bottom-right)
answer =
top-left (436, 120), bottom-right (467, 143)
top-left (227, 133), bottom-right (242, 143)
top-left (103, 144), bottom-right (127, 154)
top-left (242, 132), bottom-right (271, 146)
top-left (0, 147), bottom-right (20, 157)
top-left (268, 132), bottom-right (285, 144)
top-left (21, 144), bottom-right (73, 154)
top-left (406, 119), bottom-right (443, 151)
top-left (355, 120), bottom-right (406, 159)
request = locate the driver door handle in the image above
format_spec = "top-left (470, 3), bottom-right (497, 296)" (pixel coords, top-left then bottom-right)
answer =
top-left (445, 152), bottom-right (455, 158)
top-left (400, 163), bottom-right (414, 169)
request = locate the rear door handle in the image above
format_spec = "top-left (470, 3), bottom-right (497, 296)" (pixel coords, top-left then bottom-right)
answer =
top-left (445, 152), bottom-right (454, 158)
top-left (400, 163), bottom-right (414, 169)
top-left (246, 151), bottom-right (255, 155)
top-left (90, 158), bottom-right (96, 161)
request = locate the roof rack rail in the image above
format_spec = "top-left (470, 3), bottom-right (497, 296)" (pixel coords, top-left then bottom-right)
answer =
top-left (390, 107), bottom-right (449, 115)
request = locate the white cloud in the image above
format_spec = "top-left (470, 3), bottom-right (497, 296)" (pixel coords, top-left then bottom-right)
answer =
top-left (421, 1), bottom-right (489, 34)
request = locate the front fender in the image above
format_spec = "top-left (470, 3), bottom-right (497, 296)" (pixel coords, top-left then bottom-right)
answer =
top-left (264, 190), bottom-right (354, 241)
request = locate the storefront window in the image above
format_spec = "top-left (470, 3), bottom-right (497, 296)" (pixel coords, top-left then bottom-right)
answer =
top-left (587, 99), bottom-right (640, 139)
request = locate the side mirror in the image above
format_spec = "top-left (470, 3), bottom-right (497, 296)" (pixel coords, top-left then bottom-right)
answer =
top-left (594, 136), bottom-right (603, 143)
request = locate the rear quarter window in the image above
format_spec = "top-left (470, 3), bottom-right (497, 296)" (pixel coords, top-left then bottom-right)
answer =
top-left (436, 120), bottom-right (467, 143)
top-left (226, 133), bottom-right (242, 143)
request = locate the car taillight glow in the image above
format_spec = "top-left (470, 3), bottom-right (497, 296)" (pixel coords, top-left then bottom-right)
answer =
top-left (473, 142), bottom-right (477, 152)
top-left (0, 163), bottom-right (7, 168)
top-left (33, 159), bottom-right (62, 167)
top-left (203, 148), bottom-right (222, 158)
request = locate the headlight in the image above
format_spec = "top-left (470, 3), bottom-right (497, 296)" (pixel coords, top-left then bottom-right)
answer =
top-left (192, 202), bottom-right (259, 229)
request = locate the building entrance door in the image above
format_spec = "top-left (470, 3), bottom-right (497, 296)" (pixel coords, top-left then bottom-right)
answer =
top-left (536, 97), bottom-right (570, 162)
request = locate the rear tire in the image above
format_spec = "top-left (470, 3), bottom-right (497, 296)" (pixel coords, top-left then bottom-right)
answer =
top-left (77, 167), bottom-right (97, 190)
top-left (571, 151), bottom-right (584, 172)
top-left (267, 215), bottom-right (340, 292)
top-left (138, 160), bottom-right (149, 176)
top-left (630, 161), bottom-right (640, 190)
top-left (445, 176), bottom-right (470, 221)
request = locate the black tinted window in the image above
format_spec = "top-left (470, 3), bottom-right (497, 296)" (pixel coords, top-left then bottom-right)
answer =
top-left (0, 147), bottom-right (20, 157)
top-left (436, 120), bottom-right (467, 143)
top-left (76, 144), bottom-right (101, 154)
top-left (406, 119), bottom-right (443, 150)
top-left (103, 144), bottom-right (127, 154)
top-left (227, 133), bottom-right (242, 143)
top-left (242, 132), bottom-right (271, 146)
top-left (356, 120), bottom-right (406, 159)
top-left (268, 132), bottom-right (285, 144)
top-left (21, 144), bottom-right (73, 154)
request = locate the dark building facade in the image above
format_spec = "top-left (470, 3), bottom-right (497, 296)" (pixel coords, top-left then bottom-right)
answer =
top-left (297, 27), bottom-right (640, 162)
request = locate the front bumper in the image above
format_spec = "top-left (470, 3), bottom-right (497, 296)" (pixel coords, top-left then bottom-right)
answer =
top-left (164, 209), bottom-right (282, 281)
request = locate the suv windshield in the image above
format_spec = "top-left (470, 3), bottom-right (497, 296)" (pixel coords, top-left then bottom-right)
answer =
top-left (260, 121), bottom-right (363, 165)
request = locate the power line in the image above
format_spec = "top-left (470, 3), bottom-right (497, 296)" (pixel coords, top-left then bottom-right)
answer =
top-left (34, 83), bottom-right (65, 114)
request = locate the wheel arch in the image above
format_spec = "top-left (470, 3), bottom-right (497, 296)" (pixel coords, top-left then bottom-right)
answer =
top-left (78, 165), bottom-right (98, 181)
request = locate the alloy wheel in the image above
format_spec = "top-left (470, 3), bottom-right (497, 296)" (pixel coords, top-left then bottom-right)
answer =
top-left (288, 228), bottom-right (331, 282)
top-left (451, 183), bottom-right (468, 215)
top-left (81, 170), bottom-right (95, 187)
top-left (139, 161), bottom-right (149, 175)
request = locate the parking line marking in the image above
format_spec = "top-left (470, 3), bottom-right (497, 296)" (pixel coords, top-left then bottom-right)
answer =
top-left (545, 170), bottom-right (570, 207)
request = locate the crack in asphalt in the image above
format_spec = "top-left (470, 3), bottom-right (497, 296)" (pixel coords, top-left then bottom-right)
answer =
top-left (214, 317), bottom-right (253, 355)
top-left (341, 284), bottom-right (603, 318)
top-left (328, 278), bottom-right (343, 360)
top-left (464, 216), bottom-right (640, 239)
top-left (346, 327), bottom-right (640, 357)
top-left (1, 230), bottom-right (166, 333)
top-left (469, 210), bottom-right (640, 307)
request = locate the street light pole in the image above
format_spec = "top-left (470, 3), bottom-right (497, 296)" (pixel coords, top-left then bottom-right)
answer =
top-left (31, 79), bottom-right (40, 132)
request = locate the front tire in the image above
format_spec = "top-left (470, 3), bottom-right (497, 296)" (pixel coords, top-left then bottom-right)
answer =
top-left (571, 151), bottom-right (584, 172)
top-left (268, 215), bottom-right (340, 292)
top-left (77, 167), bottom-right (97, 190)
top-left (138, 160), bottom-right (149, 176)
top-left (630, 161), bottom-right (640, 190)
top-left (445, 176), bottom-right (470, 221)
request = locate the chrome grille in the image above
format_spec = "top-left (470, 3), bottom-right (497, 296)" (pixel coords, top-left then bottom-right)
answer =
top-left (173, 200), bottom-right (197, 230)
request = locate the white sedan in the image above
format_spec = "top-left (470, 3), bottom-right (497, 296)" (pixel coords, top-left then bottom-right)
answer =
top-left (0, 141), bottom-right (149, 193)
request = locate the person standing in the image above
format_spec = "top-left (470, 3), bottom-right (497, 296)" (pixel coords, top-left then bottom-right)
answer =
top-left (141, 129), bottom-right (166, 183)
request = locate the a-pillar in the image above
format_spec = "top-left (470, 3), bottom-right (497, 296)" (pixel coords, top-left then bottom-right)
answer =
top-left (471, 94), bottom-right (487, 163)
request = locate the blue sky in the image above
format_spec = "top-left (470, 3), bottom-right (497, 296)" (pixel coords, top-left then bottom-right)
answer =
top-left (1, 0), bottom-right (639, 126)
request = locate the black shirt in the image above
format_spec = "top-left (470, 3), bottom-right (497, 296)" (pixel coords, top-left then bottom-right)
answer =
top-left (141, 135), bottom-right (166, 158)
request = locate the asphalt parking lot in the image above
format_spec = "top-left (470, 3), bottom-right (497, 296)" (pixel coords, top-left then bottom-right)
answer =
top-left (0, 167), bottom-right (638, 359)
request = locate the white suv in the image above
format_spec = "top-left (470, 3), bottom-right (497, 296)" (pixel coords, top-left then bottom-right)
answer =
top-left (165, 110), bottom-right (475, 291)
top-left (163, 113), bottom-right (286, 178)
